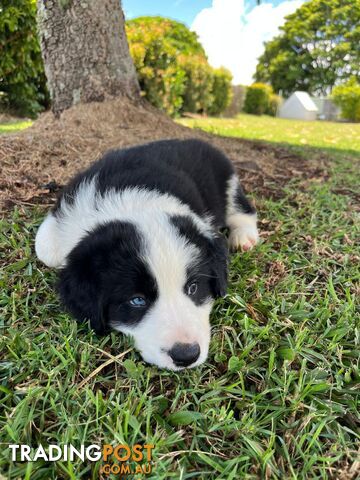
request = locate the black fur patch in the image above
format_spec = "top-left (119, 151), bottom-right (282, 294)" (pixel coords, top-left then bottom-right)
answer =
top-left (234, 184), bottom-right (256, 215)
top-left (57, 221), bottom-right (158, 333)
top-left (54, 139), bottom-right (235, 228)
top-left (170, 214), bottom-right (228, 302)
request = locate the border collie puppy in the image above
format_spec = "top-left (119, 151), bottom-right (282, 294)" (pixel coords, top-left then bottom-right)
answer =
top-left (35, 139), bottom-right (259, 370)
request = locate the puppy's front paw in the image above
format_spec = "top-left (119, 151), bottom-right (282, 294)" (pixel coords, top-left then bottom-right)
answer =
top-left (229, 226), bottom-right (259, 252)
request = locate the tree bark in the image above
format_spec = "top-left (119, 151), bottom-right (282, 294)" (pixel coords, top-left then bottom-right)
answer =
top-left (37, 0), bottom-right (140, 116)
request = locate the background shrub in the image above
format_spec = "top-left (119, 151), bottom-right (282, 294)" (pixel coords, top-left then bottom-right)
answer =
top-left (126, 17), bottom-right (232, 117)
top-left (244, 83), bottom-right (274, 116)
top-left (208, 68), bottom-right (233, 116)
top-left (331, 77), bottom-right (360, 122)
top-left (0, 0), bottom-right (48, 117)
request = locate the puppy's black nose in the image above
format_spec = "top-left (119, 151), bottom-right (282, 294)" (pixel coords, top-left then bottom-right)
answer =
top-left (168, 342), bottom-right (200, 367)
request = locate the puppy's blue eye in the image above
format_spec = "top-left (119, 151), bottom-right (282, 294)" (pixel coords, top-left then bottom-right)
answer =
top-left (187, 282), bottom-right (198, 296)
top-left (129, 296), bottom-right (147, 307)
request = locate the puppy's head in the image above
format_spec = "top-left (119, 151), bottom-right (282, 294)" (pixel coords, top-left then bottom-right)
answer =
top-left (58, 216), bottom-right (228, 369)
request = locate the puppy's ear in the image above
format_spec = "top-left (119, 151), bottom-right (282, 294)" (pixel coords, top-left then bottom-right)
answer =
top-left (208, 234), bottom-right (228, 298)
top-left (57, 257), bottom-right (107, 335)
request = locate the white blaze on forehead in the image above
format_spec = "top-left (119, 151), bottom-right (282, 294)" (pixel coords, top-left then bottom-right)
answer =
top-left (139, 214), bottom-right (200, 295)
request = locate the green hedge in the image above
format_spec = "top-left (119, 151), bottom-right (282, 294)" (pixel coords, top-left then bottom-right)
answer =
top-left (244, 83), bottom-right (278, 116)
top-left (332, 77), bottom-right (360, 122)
top-left (0, 0), bottom-right (48, 117)
top-left (126, 17), bottom-right (232, 116)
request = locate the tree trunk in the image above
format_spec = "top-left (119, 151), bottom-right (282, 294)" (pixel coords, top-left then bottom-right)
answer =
top-left (37, 0), bottom-right (140, 116)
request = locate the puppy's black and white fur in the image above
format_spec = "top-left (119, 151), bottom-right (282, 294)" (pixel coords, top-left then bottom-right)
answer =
top-left (35, 139), bottom-right (259, 369)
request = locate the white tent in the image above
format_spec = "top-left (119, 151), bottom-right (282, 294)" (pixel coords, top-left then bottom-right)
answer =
top-left (279, 91), bottom-right (318, 121)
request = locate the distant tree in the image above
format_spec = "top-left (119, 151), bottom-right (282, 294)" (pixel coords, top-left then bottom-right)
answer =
top-left (126, 17), bottom-right (232, 116)
top-left (126, 16), bottom-right (205, 116)
top-left (37, 0), bottom-right (139, 116)
top-left (255, 0), bottom-right (360, 97)
top-left (0, 0), bottom-right (48, 117)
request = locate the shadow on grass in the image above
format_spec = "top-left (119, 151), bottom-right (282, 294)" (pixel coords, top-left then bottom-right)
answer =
top-left (258, 140), bottom-right (359, 161)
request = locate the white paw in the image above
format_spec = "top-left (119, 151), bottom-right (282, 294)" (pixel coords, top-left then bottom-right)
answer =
top-left (229, 226), bottom-right (259, 252)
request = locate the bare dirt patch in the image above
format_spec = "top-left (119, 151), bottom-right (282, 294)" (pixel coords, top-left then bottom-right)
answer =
top-left (0, 96), bottom-right (329, 211)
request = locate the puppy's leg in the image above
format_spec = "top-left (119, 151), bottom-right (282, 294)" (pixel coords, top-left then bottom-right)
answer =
top-left (226, 174), bottom-right (259, 252)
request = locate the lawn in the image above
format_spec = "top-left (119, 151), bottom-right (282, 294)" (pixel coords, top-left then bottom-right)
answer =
top-left (0, 120), bottom-right (33, 135)
top-left (178, 114), bottom-right (360, 156)
top-left (1, 115), bottom-right (359, 479)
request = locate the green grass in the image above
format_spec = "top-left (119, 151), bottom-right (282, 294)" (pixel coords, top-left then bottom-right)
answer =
top-left (0, 120), bottom-right (33, 134)
top-left (178, 114), bottom-right (360, 156)
top-left (1, 118), bottom-right (360, 478)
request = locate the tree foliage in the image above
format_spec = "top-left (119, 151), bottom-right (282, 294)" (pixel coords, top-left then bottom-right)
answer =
top-left (331, 77), bottom-right (360, 122)
top-left (0, 0), bottom-right (48, 117)
top-left (126, 17), bottom-right (232, 116)
top-left (255, 0), bottom-right (360, 97)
